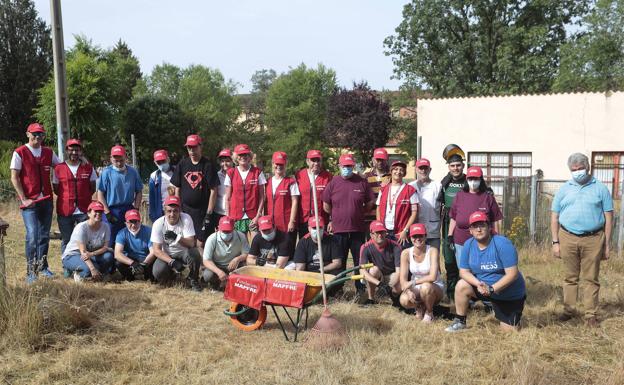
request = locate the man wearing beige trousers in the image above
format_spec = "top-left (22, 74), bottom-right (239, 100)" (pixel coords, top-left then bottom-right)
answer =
top-left (551, 153), bottom-right (613, 327)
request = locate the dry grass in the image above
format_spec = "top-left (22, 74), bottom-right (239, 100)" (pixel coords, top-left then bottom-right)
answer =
top-left (1, 204), bottom-right (624, 385)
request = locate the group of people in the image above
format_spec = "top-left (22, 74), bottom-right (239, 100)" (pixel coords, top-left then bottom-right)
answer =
top-left (10, 122), bottom-right (614, 331)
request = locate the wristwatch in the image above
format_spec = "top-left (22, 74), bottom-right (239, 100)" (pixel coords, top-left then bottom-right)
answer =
top-left (488, 285), bottom-right (495, 295)
top-left (552, 240), bottom-right (560, 245)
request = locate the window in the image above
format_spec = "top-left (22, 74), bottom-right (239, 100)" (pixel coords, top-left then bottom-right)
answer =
top-left (468, 152), bottom-right (532, 196)
top-left (592, 152), bottom-right (624, 199)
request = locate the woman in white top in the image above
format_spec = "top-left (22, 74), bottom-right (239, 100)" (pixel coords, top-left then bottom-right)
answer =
top-left (399, 223), bottom-right (445, 323)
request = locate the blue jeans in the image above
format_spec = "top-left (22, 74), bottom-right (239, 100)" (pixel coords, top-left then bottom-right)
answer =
top-left (108, 204), bottom-right (133, 246)
top-left (57, 213), bottom-right (88, 254)
top-left (21, 199), bottom-right (53, 273)
top-left (62, 251), bottom-right (114, 278)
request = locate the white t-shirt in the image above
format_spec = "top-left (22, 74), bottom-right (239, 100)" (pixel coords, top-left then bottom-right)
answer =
top-left (150, 212), bottom-right (196, 255)
top-left (375, 183), bottom-right (419, 230)
top-left (223, 167), bottom-right (267, 219)
top-left (10, 145), bottom-right (61, 199)
top-left (62, 221), bottom-right (110, 259)
top-left (149, 169), bottom-right (173, 205)
top-left (409, 179), bottom-right (442, 238)
top-left (270, 176), bottom-right (301, 196)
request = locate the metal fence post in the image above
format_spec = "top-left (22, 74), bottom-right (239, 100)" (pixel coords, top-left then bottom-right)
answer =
top-left (529, 174), bottom-right (538, 243)
top-left (618, 176), bottom-right (624, 258)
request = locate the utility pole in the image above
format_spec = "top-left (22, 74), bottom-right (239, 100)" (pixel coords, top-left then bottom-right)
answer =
top-left (50, 0), bottom-right (70, 161)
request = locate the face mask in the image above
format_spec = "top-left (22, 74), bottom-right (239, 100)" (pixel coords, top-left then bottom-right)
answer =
top-left (220, 232), bottom-right (233, 242)
top-left (571, 169), bottom-right (588, 183)
top-left (310, 228), bottom-right (324, 243)
top-left (467, 179), bottom-right (481, 190)
top-left (157, 162), bottom-right (170, 172)
top-left (340, 167), bottom-right (353, 178)
top-left (261, 230), bottom-right (276, 242)
top-left (112, 165), bottom-right (126, 172)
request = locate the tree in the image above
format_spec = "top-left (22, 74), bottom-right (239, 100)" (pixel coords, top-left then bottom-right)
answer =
top-left (384, 0), bottom-right (588, 97)
top-left (140, 62), bottom-right (182, 100)
top-left (554, 0), bottom-right (624, 92)
top-left (265, 63), bottom-right (337, 172)
top-left (390, 117), bottom-right (418, 161)
top-left (325, 82), bottom-right (392, 166)
top-left (0, 0), bottom-right (52, 141)
top-left (248, 69), bottom-right (277, 129)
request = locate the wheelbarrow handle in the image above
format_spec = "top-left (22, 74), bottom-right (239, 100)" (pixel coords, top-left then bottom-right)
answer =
top-left (224, 307), bottom-right (252, 317)
top-left (332, 263), bottom-right (373, 280)
top-left (307, 275), bottom-right (360, 305)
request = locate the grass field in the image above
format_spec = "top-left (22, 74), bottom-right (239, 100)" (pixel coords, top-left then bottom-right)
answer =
top-left (1, 204), bottom-right (623, 385)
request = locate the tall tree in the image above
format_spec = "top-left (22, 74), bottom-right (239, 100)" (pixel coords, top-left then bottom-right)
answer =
top-left (325, 82), bottom-right (392, 166)
top-left (264, 63), bottom-right (337, 172)
top-left (0, 0), bottom-right (52, 141)
top-left (248, 69), bottom-right (277, 129)
top-left (384, 0), bottom-right (588, 96)
top-left (554, 0), bottom-right (624, 92)
top-left (141, 62), bottom-right (182, 100)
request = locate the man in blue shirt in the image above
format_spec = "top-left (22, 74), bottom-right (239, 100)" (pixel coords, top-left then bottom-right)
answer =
top-left (114, 209), bottom-right (155, 281)
top-left (97, 145), bottom-right (143, 245)
top-left (446, 211), bottom-right (526, 332)
top-left (551, 153), bottom-right (613, 327)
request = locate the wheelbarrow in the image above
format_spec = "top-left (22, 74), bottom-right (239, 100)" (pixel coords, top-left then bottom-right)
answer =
top-left (223, 264), bottom-right (371, 341)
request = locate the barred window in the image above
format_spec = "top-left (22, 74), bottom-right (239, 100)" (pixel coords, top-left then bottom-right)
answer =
top-left (468, 152), bottom-right (532, 196)
top-left (592, 152), bottom-right (624, 199)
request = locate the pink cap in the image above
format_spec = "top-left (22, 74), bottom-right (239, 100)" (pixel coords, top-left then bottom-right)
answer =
top-left (308, 216), bottom-right (325, 228)
top-left (391, 160), bottom-right (407, 169)
top-left (467, 166), bottom-right (483, 178)
top-left (272, 151), bottom-right (287, 165)
top-left (234, 144), bottom-right (251, 155)
top-left (219, 216), bottom-right (234, 232)
top-left (66, 138), bottom-right (82, 148)
top-left (125, 209), bottom-right (141, 222)
top-left (373, 148), bottom-right (388, 160)
top-left (164, 195), bottom-right (181, 207)
top-left (258, 215), bottom-right (274, 231)
top-left (110, 145), bottom-right (126, 157)
top-left (27, 123), bottom-right (45, 133)
top-left (339, 154), bottom-right (356, 167)
top-left (218, 148), bottom-right (232, 158)
top-left (87, 201), bottom-right (105, 212)
top-left (409, 223), bottom-right (427, 237)
top-left (306, 150), bottom-right (322, 159)
top-left (153, 149), bottom-right (168, 162)
top-left (415, 158), bottom-right (430, 168)
top-left (185, 134), bottom-right (202, 147)
top-left (369, 220), bottom-right (387, 233)
top-left (469, 211), bottom-right (489, 225)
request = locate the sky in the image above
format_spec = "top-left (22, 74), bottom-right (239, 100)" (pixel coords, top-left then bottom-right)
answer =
top-left (33, 0), bottom-right (407, 93)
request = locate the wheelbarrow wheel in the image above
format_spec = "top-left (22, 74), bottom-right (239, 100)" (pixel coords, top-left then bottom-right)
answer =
top-left (229, 302), bottom-right (267, 331)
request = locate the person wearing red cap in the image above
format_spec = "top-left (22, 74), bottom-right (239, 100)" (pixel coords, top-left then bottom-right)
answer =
top-left (170, 135), bottom-right (220, 249)
top-left (409, 158), bottom-right (442, 250)
top-left (266, 151), bottom-right (300, 252)
top-left (322, 153), bottom-right (375, 292)
top-left (446, 211), bottom-right (526, 332)
top-left (246, 215), bottom-right (294, 269)
top-left (375, 160), bottom-right (419, 248)
top-left (10, 122), bottom-right (61, 282)
top-left (295, 149), bottom-right (333, 238)
top-left (53, 139), bottom-right (97, 255)
top-left (224, 144), bottom-right (266, 237)
top-left (97, 145), bottom-right (144, 246)
top-left (114, 209), bottom-right (156, 281)
top-left (294, 216), bottom-right (343, 274)
top-left (398, 223), bottom-right (444, 323)
top-left (148, 149), bottom-right (174, 222)
top-left (364, 148), bottom-right (391, 229)
top-left (448, 166), bottom-right (502, 262)
top-left (61, 201), bottom-right (114, 282)
top-left (150, 195), bottom-right (202, 291)
top-left (201, 216), bottom-right (249, 288)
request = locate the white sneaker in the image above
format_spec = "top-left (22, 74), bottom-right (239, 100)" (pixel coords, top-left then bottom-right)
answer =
top-left (73, 271), bottom-right (84, 283)
top-left (422, 313), bottom-right (434, 323)
top-left (445, 318), bottom-right (467, 332)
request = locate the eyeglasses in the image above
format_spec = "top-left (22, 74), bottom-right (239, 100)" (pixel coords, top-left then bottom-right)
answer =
top-left (469, 222), bottom-right (488, 229)
top-left (411, 234), bottom-right (425, 239)
top-left (31, 132), bottom-right (45, 138)
top-left (128, 220), bottom-right (140, 224)
top-left (417, 166), bottom-right (429, 170)
top-left (372, 231), bottom-right (387, 236)
top-left (309, 158), bottom-right (321, 163)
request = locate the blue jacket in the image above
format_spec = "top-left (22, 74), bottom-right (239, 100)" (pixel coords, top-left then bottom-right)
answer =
top-left (149, 170), bottom-right (165, 222)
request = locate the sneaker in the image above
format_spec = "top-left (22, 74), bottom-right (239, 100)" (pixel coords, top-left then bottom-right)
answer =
top-left (558, 312), bottom-right (575, 322)
top-left (445, 318), bottom-right (467, 332)
top-left (73, 271), bottom-right (84, 283)
top-left (359, 299), bottom-right (376, 307)
top-left (26, 272), bottom-right (38, 284)
top-left (422, 312), bottom-right (434, 324)
top-left (189, 279), bottom-right (202, 292)
top-left (40, 268), bottom-right (55, 278)
top-left (63, 268), bottom-right (72, 278)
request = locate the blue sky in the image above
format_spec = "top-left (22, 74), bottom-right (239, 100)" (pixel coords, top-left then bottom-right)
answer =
top-left (33, 0), bottom-right (406, 93)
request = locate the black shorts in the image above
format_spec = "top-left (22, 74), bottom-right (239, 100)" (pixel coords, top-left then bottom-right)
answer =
top-left (182, 205), bottom-right (208, 243)
top-left (471, 285), bottom-right (525, 326)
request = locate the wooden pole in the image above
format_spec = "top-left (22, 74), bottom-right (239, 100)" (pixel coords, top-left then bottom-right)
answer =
top-left (0, 217), bottom-right (8, 290)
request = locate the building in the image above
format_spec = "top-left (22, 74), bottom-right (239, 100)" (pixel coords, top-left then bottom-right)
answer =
top-left (417, 91), bottom-right (624, 198)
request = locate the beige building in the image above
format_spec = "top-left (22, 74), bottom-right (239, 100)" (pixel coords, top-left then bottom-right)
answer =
top-left (417, 91), bottom-right (624, 198)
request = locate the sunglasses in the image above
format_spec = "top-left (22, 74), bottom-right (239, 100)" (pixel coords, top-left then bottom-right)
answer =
top-left (128, 220), bottom-right (140, 224)
top-left (309, 158), bottom-right (321, 163)
top-left (31, 132), bottom-right (45, 137)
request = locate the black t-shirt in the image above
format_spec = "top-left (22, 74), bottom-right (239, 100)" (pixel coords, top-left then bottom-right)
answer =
top-left (360, 240), bottom-right (401, 275)
top-left (171, 156), bottom-right (219, 209)
top-left (248, 230), bottom-right (291, 265)
top-left (293, 234), bottom-right (343, 273)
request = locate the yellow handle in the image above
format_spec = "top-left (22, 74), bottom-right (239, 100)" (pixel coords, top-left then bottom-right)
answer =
top-left (361, 263), bottom-right (374, 269)
top-left (351, 275), bottom-right (364, 280)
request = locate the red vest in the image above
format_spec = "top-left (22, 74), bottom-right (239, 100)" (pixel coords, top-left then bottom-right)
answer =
top-left (378, 183), bottom-right (416, 232)
top-left (266, 176), bottom-right (296, 232)
top-left (295, 168), bottom-right (332, 225)
top-left (15, 145), bottom-right (53, 200)
top-left (54, 162), bottom-right (94, 216)
top-left (227, 166), bottom-right (262, 220)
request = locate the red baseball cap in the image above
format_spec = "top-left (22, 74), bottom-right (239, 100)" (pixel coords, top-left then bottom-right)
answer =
top-left (164, 195), bottom-right (181, 207)
top-left (307, 150), bottom-right (322, 159)
top-left (391, 160), bottom-right (407, 169)
top-left (66, 138), bottom-right (82, 148)
top-left (110, 145), bottom-right (126, 157)
top-left (125, 209), bottom-right (141, 222)
top-left (219, 216), bottom-right (234, 232)
top-left (185, 134), bottom-right (202, 147)
top-left (272, 151), bottom-right (287, 165)
top-left (308, 216), bottom-right (325, 228)
top-left (258, 215), bottom-right (274, 231)
top-left (87, 201), bottom-right (105, 212)
top-left (409, 223), bottom-right (427, 237)
top-left (218, 148), bottom-right (232, 158)
top-left (339, 154), bottom-right (356, 167)
top-left (27, 123), bottom-right (45, 133)
top-left (373, 148), bottom-right (388, 160)
top-left (234, 144), bottom-right (251, 155)
top-left (467, 166), bottom-right (483, 178)
top-left (415, 158), bottom-right (431, 168)
top-left (369, 220), bottom-right (387, 233)
top-left (469, 211), bottom-right (489, 225)
top-left (153, 149), bottom-right (168, 162)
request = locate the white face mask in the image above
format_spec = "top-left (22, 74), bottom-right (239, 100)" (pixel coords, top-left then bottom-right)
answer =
top-left (310, 228), bottom-right (323, 243)
top-left (220, 231), bottom-right (233, 242)
top-left (261, 230), bottom-right (276, 242)
top-left (467, 179), bottom-right (481, 190)
top-left (571, 169), bottom-right (588, 183)
top-left (112, 165), bottom-right (126, 172)
top-left (157, 162), bottom-right (170, 172)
